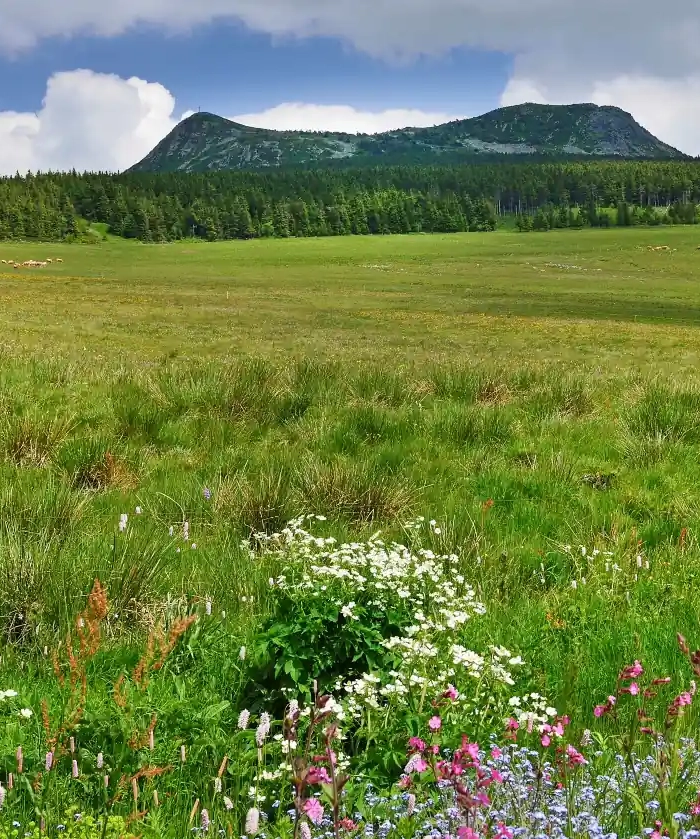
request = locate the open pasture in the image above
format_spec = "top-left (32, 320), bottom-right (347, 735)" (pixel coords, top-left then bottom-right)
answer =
top-left (2, 227), bottom-right (700, 836)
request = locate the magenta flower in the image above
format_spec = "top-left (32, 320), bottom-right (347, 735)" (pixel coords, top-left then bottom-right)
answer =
top-left (443, 685), bottom-right (459, 700)
top-left (621, 660), bottom-right (644, 679)
top-left (457, 828), bottom-right (479, 839)
top-left (541, 734), bottom-right (551, 747)
top-left (495, 825), bottom-right (513, 839)
top-left (303, 798), bottom-right (324, 826)
top-left (428, 716), bottom-right (442, 732)
top-left (307, 766), bottom-right (332, 785)
top-left (565, 744), bottom-right (588, 766)
top-left (505, 718), bottom-right (519, 731)
top-left (408, 737), bottom-right (426, 752)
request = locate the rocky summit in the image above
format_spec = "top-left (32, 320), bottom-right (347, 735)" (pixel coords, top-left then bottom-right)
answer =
top-left (129, 102), bottom-right (687, 174)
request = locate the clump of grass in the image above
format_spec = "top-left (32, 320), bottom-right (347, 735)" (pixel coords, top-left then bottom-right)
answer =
top-left (526, 376), bottom-right (593, 418)
top-left (216, 468), bottom-right (295, 535)
top-left (295, 456), bottom-right (416, 522)
top-left (433, 403), bottom-right (513, 447)
top-left (0, 411), bottom-right (75, 466)
top-left (622, 382), bottom-right (700, 443)
top-left (54, 436), bottom-right (138, 491)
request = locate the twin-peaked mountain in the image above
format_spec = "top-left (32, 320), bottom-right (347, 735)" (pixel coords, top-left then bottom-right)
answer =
top-left (129, 103), bottom-right (687, 173)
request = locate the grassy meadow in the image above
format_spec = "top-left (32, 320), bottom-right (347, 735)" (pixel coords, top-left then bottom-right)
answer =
top-left (2, 227), bottom-right (700, 836)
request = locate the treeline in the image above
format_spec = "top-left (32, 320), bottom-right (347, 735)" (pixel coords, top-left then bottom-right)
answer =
top-left (517, 198), bottom-right (699, 231)
top-left (1, 159), bottom-right (700, 242)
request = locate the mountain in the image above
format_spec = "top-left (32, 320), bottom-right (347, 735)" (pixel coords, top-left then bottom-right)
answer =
top-left (129, 103), bottom-right (687, 174)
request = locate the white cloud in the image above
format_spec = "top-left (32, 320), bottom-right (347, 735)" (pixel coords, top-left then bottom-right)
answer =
top-left (229, 102), bottom-right (459, 133)
top-left (0, 70), bottom-right (180, 175)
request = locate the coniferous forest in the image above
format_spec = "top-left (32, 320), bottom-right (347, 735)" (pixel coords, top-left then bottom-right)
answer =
top-left (1, 159), bottom-right (700, 242)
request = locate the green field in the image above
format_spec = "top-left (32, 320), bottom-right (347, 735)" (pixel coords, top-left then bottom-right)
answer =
top-left (2, 227), bottom-right (700, 836)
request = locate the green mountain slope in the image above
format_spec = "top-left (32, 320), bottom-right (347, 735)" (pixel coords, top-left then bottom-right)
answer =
top-left (129, 103), bottom-right (687, 173)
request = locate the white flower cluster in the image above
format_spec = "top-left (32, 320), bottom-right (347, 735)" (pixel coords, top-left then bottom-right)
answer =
top-left (507, 692), bottom-right (558, 729)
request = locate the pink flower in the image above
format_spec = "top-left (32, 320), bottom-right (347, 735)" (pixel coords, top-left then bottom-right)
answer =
top-left (307, 767), bottom-right (332, 785)
top-left (339, 819), bottom-right (357, 832)
top-left (541, 734), bottom-right (551, 747)
top-left (428, 716), bottom-right (442, 732)
top-left (304, 798), bottom-right (325, 826)
top-left (404, 754), bottom-right (428, 774)
top-left (491, 747), bottom-right (502, 759)
top-left (629, 682), bottom-right (640, 696)
top-left (565, 745), bottom-right (588, 766)
top-left (457, 828), bottom-right (479, 839)
top-left (495, 825), bottom-right (513, 839)
top-left (408, 737), bottom-right (426, 752)
top-left (505, 718), bottom-right (519, 731)
top-left (466, 742), bottom-right (480, 761)
top-left (620, 660), bottom-right (644, 680)
top-left (443, 685), bottom-right (459, 700)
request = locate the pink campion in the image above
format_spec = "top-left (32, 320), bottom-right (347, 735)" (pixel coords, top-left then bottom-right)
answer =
top-left (505, 718), bottom-right (519, 731)
top-left (491, 747), bottom-right (502, 759)
top-left (398, 775), bottom-right (412, 789)
top-left (443, 685), bottom-right (459, 700)
top-left (494, 825), bottom-right (513, 839)
top-left (621, 660), bottom-right (644, 680)
top-left (456, 828), bottom-right (479, 839)
top-left (429, 716), bottom-right (442, 732)
top-left (652, 677), bottom-right (672, 685)
top-left (404, 754), bottom-right (429, 774)
top-left (303, 798), bottom-right (325, 826)
top-left (339, 819), bottom-right (357, 831)
top-left (541, 734), bottom-right (551, 747)
top-left (409, 737), bottom-right (427, 752)
top-left (593, 705), bottom-right (606, 718)
top-left (307, 766), bottom-right (332, 785)
top-left (465, 742), bottom-right (480, 761)
top-left (565, 745), bottom-right (588, 766)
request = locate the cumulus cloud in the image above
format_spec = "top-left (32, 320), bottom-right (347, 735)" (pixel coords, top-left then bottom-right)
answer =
top-left (0, 69), bottom-right (181, 175)
top-left (229, 103), bottom-right (459, 133)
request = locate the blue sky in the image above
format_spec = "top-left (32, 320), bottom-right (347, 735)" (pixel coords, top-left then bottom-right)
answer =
top-left (0, 24), bottom-right (510, 117)
top-left (0, 1), bottom-right (697, 173)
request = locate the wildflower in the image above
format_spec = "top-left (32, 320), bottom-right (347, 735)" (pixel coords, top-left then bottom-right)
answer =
top-left (304, 798), bottom-right (325, 826)
top-left (238, 709), bottom-right (251, 730)
top-left (407, 794), bottom-right (416, 816)
top-left (45, 752), bottom-right (53, 771)
top-left (19, 708), bottom-right (32, 719)
top-left (224, 796), bottom-right (234, 811)
top-left (245, 807), bottom-right (260, 835)
top-left (404, 754), bottom-right (428, 774)
top-left (0, 690), bottom-right (18, 699)
top-left (457, 829), bottom-right (479, 839)
top-left (256, 713), bottom-right (271, 746)
top-left (16, 746), bottom-right (23, 773)
top-left (301, 823), bottom-right (312, 839)
top-left (135, 506), bottom-right (142, 515)
top-left (72, 760), bottom-right (79, 778)
top-left (565, 744), bottom-right (588, 766)
top-left (181, 745), bottom-right (187, 763)
top-left (495, 826), bottom-right (513, 839)
top-left (580, 729), bottom-right (592, 746)
top-left (205, 599), bottom-right (212, 616)
top-left (169, 526), bottom-right (174, 537)
top-left (97, 753), bottom-right (103, 769)
top-left (203, 487), bottom-right (212, 500)
top-left (443, 685), bottom-right (459, 700)
top-left (339, 819), bottom-right (357, 832)
top-left (239, 646), bottom-right (246, 661)
top-left (201, 809), bottom-right (210, 833)
top-left (214, 777), bottom-right (222, 794)
top-left (408, 737), bottom-right (427, 751)
top-left (118, 513), bottom-right (128, 532)
top-left (428, 716), bottom-right (442, 732)
top-left (621, 660), bottom-right (644, 680)
top-left (0, 784), bottom-right (5, 809)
